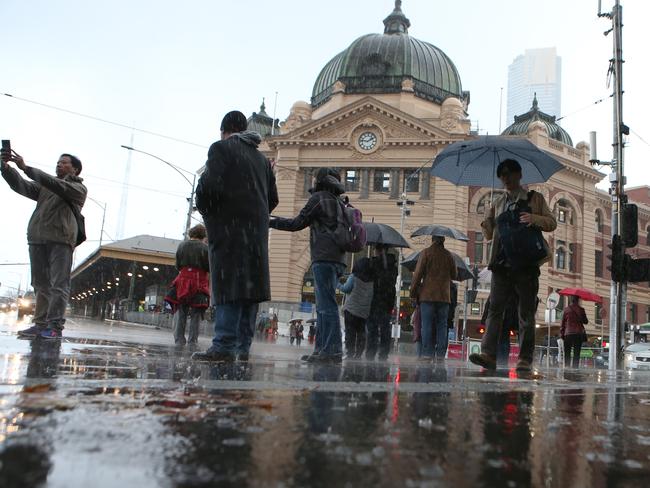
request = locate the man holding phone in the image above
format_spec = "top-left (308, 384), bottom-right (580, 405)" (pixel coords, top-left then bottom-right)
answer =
top-left (1, 142), bottom-right (87, 339)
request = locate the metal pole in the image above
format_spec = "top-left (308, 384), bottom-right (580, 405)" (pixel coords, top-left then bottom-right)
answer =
top-left (608, 0), bottom-right (625, 371)
top-left (547, 310), bottom-right (551, 368)
top-left (394, 192), bottom-right (407, 345)
top-left (99, 202), bottom-right (106, 247)
top-left (184, 174), bottom-right (196, 239)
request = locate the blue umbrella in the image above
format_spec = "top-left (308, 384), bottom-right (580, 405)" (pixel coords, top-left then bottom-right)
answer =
top-left (430, 136), bottom-right (564, 187)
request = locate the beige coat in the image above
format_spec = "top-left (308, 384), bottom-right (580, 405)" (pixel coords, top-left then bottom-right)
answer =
top-left (2, 165), bottom-right (87, 247)
top-left (409, 243), bottom-right (457, 303)
top-left (481, 188), bottom-right (556, 268)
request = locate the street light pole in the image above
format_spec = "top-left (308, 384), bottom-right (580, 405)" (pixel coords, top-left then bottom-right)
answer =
top-left (120, 145), bottom-right (197, 239)
top-left (86, 196), bottom-right (107, 246)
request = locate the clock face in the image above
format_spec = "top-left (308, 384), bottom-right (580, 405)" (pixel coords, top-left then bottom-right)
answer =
top-left (358, 131), bottom-right (378, 151)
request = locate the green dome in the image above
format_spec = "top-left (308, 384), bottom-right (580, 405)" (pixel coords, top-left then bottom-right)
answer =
top-left (501, 94), bottom-right (573, 146)
top-left (311, 1), bottom-right (466, 108)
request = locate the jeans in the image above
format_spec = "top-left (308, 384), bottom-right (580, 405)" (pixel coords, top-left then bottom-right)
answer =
top-left (365, 309), bottom-right (391, 360)
top-left (419, 302), bottom-right (450, 359)
top-left (482, 267), bottom-right (539, 363)
top-left (173, 305), bottom-right (202, 345)
top-left (209, 301), bottom-right (259, 355)
top-left (564, 334), bottom-right (582, 368)
top-left (344, 310), bottom-right (366, 358)
top-left (29, 242), bottom-right (73, 329)
top-left (312, 261), bottom-right (345, 356)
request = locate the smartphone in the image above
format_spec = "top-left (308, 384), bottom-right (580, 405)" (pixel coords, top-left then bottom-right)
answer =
top-left (1, 140), bottom-right (10, 164)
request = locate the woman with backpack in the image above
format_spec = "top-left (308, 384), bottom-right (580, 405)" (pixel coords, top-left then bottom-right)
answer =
top-left (270, 168), bottom-right (347, 364)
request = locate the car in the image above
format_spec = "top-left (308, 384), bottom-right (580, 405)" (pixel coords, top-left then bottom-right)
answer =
top-left (17, 291), bottom-right (36, 319)
top-left (624, 342), bottom-right (650, 371)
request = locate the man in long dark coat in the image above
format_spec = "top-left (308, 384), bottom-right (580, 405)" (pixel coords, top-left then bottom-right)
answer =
top-left (192, 111), bottom-right (279, 362)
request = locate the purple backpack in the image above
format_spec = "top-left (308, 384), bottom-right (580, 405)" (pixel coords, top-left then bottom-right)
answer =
top-left (334, 198), bottom-right (366, 253)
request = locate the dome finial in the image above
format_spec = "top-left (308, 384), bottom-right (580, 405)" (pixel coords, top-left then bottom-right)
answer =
top-left (384, 0), bottom-right (410, 35)
top-left (532, 92), bottom-right (539, 110)
top-left (260, 98), bottom-right (268, 116)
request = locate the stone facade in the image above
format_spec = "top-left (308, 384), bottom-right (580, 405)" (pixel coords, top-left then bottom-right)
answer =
top-left (257, 85), bottom-right (650, 338)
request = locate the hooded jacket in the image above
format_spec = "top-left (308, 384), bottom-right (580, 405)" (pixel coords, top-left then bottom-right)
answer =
top-left (195, 130), bottom-right (279, 304)
top-left (369, 252), bottom-right (398, 314)
top-left (270, 168), bottom-right (346, 265)
top-left (1, 165), bottom-right (87, 247)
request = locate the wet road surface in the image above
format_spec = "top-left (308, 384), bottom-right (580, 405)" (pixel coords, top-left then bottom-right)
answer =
top-left (1, 314), bottom-right (650, 487)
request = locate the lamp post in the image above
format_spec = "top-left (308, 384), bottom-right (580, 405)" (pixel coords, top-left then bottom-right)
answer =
top-left (85, 196), bottom-right (109, 246)
top-left (120, 145), bottom-right (197, 239)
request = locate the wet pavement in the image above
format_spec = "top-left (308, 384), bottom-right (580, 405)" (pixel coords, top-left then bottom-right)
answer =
top-left (1, 314), bottom-right (650, 487)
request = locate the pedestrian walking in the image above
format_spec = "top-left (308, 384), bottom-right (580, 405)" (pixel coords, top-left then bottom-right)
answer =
top-left (338, 257), bottom-right (374, 359)
top-left (469, 158), bottom-right (556, 372)
top-left (270, 168), bottom-right (347, 364)
top-left (166, 224), bottom-right (210, 347)
top-left (481, 295), bottom-right (519, 368)
top-left (409, 236), bottom-right (457, 361)
top-left (289, 320), bottom-right (298, 345)
top-left (192, 110), bottom-right (279, 362)
top-left (560, 296), bottom-right (588, 368)
top-left (366, 245), bottom-right (398, 361)
top-left (1, 147), bottom-right (86, 339)
top-left (296, 321), bottom-right (304, 347)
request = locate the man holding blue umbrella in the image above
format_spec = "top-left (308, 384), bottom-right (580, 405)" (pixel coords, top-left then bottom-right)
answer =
top-left (469, 159), bottom-right (556, 372)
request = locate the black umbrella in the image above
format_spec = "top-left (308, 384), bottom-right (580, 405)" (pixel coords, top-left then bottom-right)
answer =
top-left (401, 250), bottom-right (474, 281)
top-left (411, 225), bottom-right (469, 242)
top-left (430, 135), bottom-right (564, 187)
top-left (363, 222), bottom-right (410, 248)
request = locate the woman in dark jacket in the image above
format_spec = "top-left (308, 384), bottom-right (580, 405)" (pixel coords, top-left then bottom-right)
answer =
top-left (270, 168), bottom-right (346, 363)
top-left (560, 295), bottom-right (588, 368)
top-left (270, 168), bottom-right (345, 363)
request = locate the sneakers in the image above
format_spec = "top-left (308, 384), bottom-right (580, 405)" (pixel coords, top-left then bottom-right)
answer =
top-left (469, 353), bottom-right (497, 370)
top-left (191, 350), bottom-right (235, 362)
top-left (39, 327), bottom-right (62, 340)
top-left (17, 325), bottom-right (46, 338)
top-left (516, 359), bottom-right (532, 372)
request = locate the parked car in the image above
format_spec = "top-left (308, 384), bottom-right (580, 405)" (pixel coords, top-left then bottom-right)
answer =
top-left (17, 291), bottom-right (36, 319)
top-left (624, 342), bottom-right (650, 371)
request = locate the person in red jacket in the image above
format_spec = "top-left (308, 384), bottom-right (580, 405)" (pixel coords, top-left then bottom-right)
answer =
top-left (560, 295), bottom-right (588, 368)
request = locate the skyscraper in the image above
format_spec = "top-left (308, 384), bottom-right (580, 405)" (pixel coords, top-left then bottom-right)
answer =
top-left (507, 47), bottom-right (561, 124)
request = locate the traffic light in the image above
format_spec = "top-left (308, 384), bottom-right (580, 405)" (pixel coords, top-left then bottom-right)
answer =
top-left (607, 234), bottom-right (626, 282)
top-left (622, 203), bottom-right (638, 248)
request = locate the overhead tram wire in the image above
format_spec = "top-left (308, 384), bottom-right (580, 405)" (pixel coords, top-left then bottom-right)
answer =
top-left (25, 160), bottom-right (188, 198)
top-left (556, 96), bottom-right (608, 122)
top-left (2, 92), bottom-right (207, 149)
top-left (3, 92), bottom-right (309, 177)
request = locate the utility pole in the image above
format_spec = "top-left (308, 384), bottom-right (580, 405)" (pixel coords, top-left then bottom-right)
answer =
top-left (599, 0), bottom-right (627, 369)
top-left (184, 174), bottom-right (197, 239)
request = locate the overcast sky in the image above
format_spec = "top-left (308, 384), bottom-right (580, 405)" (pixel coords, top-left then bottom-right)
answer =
top-left (1, 0), bottom-right (649, 294)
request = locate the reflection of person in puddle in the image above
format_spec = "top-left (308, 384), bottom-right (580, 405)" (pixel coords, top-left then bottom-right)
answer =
top-left (478, 390), bottom-right (533, 486)
top-left (26, 338), bottom-right (62, 380)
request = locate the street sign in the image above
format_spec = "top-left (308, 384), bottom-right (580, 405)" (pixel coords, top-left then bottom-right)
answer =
top-left (547, 292), bottom-right (560, 310)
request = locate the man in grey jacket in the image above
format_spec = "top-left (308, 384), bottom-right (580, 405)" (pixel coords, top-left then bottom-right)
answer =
top-left (1, 148), bottom-right (87, 339)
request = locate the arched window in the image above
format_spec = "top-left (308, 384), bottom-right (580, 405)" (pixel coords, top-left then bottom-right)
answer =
top-left (476, 191), bottom-right (504, 214)
top-left (555, 198), bottom-right (574, 225)
top-left (595, 210), bottom-right (603, 233)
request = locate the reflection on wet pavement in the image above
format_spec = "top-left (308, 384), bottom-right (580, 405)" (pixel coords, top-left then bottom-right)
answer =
top-left (1, 317), bottom-right (650, 487)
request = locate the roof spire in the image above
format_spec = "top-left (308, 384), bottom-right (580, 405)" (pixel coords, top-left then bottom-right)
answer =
top-left (259, 98), bottom-right (268, 116)
top-left (532, 92), bottom-right (539, 110)
top-left (383, 0), bottom-right (410, 35)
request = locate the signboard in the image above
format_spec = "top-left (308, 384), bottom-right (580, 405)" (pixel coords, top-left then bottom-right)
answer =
top-left (547, 292), bottom-right (560, 310)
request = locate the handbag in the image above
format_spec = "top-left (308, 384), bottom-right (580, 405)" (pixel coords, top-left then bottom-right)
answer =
top-left (496, 190), bottom-right (547, 270)
top-left (64, 199), bottom-right (87, 247)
